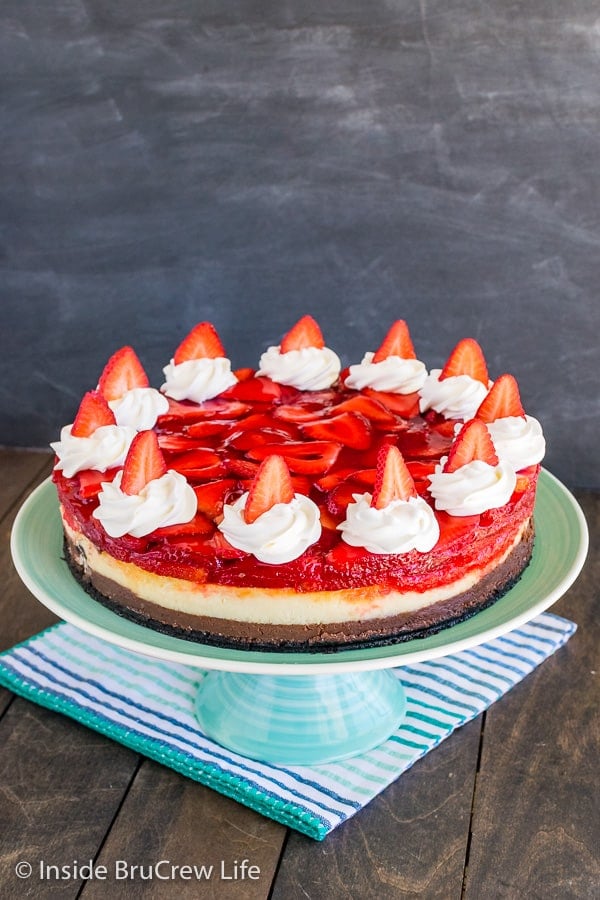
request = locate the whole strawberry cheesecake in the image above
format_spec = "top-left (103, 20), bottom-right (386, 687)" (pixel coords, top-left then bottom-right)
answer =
top-left (51, 317), bottom-right (546, 650)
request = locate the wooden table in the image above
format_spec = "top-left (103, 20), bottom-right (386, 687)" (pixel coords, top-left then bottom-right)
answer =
top-left (1, 449), bottom-right (597, 899)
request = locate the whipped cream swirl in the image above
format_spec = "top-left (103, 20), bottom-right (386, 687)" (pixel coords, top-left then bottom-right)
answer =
top-left (93, 470), bottom-right (198, 538)
top-left (338, 494), bottom-right (440, 554)
top-left (419, 370), bottom-right (489, 420)
top-left (161, 358), bottom-right (238, 403)
top-left (218, 493), bottom-right (322, 564)
top-left (344, 352), bottom-right (427, 394)
top-left (428, 458), bottom-right (516, 516)
top-left (51, 424), bottom-right (137, 479)
top-left (485, 415), bottom-right (545, 471)
top-left (257, 345), bottom-right (341, 391)
top-left (108, 387), bottom-right (169, 430)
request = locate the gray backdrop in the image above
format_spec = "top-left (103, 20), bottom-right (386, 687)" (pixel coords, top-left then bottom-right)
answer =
top-left (2, 0), bottom-right (599, 488)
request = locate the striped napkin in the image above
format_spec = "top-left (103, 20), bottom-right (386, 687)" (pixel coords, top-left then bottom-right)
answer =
top-left (0, 613), bottom-right (575, 840)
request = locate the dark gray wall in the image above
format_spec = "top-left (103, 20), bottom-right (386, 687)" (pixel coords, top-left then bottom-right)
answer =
top-left (1, 0), bottom-right (599, 488)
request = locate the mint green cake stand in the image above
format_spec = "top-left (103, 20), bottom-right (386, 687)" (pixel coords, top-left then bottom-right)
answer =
top-left (193, 669), bottom-right (406, 764)
top-left (10, 472), bottom-right (588, 765)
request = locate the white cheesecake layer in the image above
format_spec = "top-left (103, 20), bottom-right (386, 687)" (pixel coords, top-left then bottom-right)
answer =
top-left (64, 517), bottom-right (529, 627)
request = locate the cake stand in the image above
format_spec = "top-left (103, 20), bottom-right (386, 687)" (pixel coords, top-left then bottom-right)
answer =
top-left (10, 471), bottom-right (588, 765)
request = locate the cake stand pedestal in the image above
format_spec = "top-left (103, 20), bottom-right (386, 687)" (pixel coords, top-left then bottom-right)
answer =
top-left (10, 472), bottom-right (588, 766)
top-left (194, 668), bottom-right (406, 764)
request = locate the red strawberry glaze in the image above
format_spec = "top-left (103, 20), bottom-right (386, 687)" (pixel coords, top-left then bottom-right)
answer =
top-left (53, 376), bottom-right (539, 593)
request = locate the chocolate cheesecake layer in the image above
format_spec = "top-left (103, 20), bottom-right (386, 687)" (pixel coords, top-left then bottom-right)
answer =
top-left (63, 520), bottom-right (534, 652)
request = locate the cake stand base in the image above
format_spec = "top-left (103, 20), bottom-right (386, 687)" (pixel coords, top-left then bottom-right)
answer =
top-left (194, 669), bottom-right (407, 765)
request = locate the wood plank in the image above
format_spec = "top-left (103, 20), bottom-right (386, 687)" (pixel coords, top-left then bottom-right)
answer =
top-left (464, 491), bottom-right (599, 899)
top-left (272, 718), bottom-right (483, 899)
top-left (0, 452), bottom-right (58, 653)
top-left (0, 448), bottom-right (52, 517)
top-left (0, 450), bottom-right (55, 709)
top-left (0, 699), bottom-right (139, 898)
top-left (82, 760), bottom-right (286, 899)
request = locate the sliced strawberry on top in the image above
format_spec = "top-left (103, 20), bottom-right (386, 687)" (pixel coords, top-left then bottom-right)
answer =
top-left (371, 444), bottom-right (417, 509)
top-left (193, 478), bottom-right (237, 520)
top-left (316, 467), bottom-right (376, 492)
top-left (280, 315), bottom-right (325, 352)
top-left (443, 418), bottom-right (499, 473)
top-left (363, 388), bottom-right (420, 419)
top-left (475, 373), bottom-right (526, 423)
top-left (71, 391), bottom-right (117, 437)
top-left (97, 346), bottom-right (149, 401)
top-left (372, 320), bottom-right (417, 363)
top-left (173, 322), bottom-right (227, 364)
top-left (332, 395), bottom-right (397, 426)
top-left (439, 338), bottom-right (489, 386)
top-left (224, 459), bottom-right (260, 484)
top-left (224, 376), bottom-right (284, 404)
top-left (327, 482), bottom-right (361, 519)
top-left (247, 440), bottom-right (341, 475)
top-left (121, 430), bottom-right (168, 495)
top-left (272, 404), bottom-right (324, 424)
top-left (157, 433), bottom-right (202, 453)
top-left (78, 468), bottom-right (118, 499)
top-left (244, 454), bottom-right (295, 524)
top-left (301, 411), bottom-right (372, 450)
top-left (168, 448), bottom-right (224, 480)
top-left (159, 398), bottom-right (251, 423)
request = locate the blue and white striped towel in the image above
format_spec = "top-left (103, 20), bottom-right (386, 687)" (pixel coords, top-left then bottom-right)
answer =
top-left (0, 613), bottom-right (575, 840)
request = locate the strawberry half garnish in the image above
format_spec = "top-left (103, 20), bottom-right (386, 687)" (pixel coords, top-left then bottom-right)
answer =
top-left (244, 454), bottom-right (295, 524)
top-left (280, 315), bottom-right (325, 352)
top-left (372, 320), bottom-right (417, 363)
top-left (97, 346), bottom-right (149, 402)
top-left (71, 391), bottom-right (117, 438)
top-left (443, 419), bottom-right (499, 473)
top-left (475, 373), bottom-right (526, 423)
top-left (439, 338), bottom-right (489, 386)
top-left (371, 445), bottom-right (417, 510)
top-left (121, 430), bottom-right (168, 495)
top-left (173, 322), bottom-right (227, 364)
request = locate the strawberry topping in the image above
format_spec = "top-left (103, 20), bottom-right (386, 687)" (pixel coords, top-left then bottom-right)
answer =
top-left (301, 411), bottom-right (372, 450)
top-left (439, 338), bottom-right (489, 386)
top-left (475, 373), bottom-right (526, 423)
top-left (332, 395), bottom-right (397, 426)
top-left (280, 315), bottom-right (325, 352)
top-left (363, 388), bottom-right (420, 418)
top-left (193, 478), bottom-right (237, 520)
top-left (97, 346), bottom-right (149, 402)
top-left (173, 322), bottom-right (227, 364)
top-left (54, 322), bottom-right (541, 596)
top-left (443, 419), bottom-right (499, 473)
top-left (71, 391), bottom-right (117, 438)
top-left (371, 445), bottom-right (417, 509)
top-left (372, 320), bottom-right (417, 363)
top-left (244, 454), bottom-right (295, 524)
top-left (121, 430), bottom-right (168, 496)
top-left (247, 440), bottom-right (341, 475)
